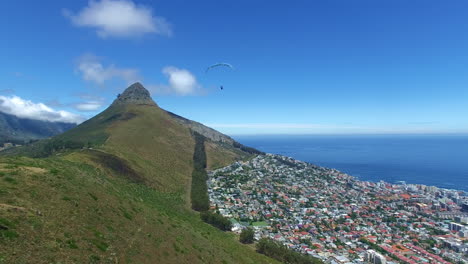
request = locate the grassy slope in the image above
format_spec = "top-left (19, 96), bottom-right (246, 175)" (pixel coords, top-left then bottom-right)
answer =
top-left (103, 104), bottom-right (195, 193)
top-left (205, 141), bottom-right (252, 170)
top-left (0, 104), bottom-right (278, 264)
top-left (0, 104), bottom-right (121, 157)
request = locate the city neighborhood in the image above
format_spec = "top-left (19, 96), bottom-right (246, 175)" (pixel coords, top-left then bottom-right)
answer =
top-left (208, 154), bottom-right (468, 264)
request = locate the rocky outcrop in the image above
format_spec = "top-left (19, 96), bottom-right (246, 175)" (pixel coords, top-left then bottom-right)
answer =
top-left (112, 82), bottom-right (157, 106)
top-left (166, 111), bottom-right (234, 144)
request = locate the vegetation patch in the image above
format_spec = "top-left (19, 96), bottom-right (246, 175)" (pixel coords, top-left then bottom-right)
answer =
top-left (252, 221), bottom-right (268, 227)
top-left (89, 255), bottom-right (100, 263)
top-left (43, 139), bottom-right (85, 155)
top-left (3, 176), bottom-right (17, 184)
top-left (86, 150), bottom-right (144, 183)
top-left (104, 112), bottom-right (137, 123)
top-left (61, 196), bottom-right (72, 201)
top-left (256, 238), bottom-right (323, 264)
top-left (123, 210), bottom-right (133, 220)
top-left (0, 218), bottom-right (18, 240)
top-left (91, 239), bottom-right (109, 252)
top-left (88, 192), bottom-right (98, 201)
top-left (0, 218), bottom-right (14, 230)
top-left (232, 141), bottom-right (264, 155)
top-left (239, 228), bottom-right (254, 244)
top-left (200, 211), bottom-right (232, 231)
top-left (190, 132), bottom-right (210, 211)
top-left (191, 133), bottom-right (235, 232)
top-left (66, 239), bottom-right (78, 249)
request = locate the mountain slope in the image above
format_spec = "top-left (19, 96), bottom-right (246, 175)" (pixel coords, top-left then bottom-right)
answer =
top-left (0, 111), bottom-right (76, 144)
top-left (0, 83), bottom-right (276, 263)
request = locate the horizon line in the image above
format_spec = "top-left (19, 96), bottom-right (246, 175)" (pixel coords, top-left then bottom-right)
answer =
top-left (227, 132), bottom-right (468, 137)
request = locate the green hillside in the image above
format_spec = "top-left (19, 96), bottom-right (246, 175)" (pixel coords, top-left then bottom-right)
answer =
top-left (0, 83), bottom-right (277, 263)
top-left (0, 111), bottom-right (76, 144)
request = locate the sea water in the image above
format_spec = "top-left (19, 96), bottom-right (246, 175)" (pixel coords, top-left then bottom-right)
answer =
top-left (233, 134), bottom-right (468, 192)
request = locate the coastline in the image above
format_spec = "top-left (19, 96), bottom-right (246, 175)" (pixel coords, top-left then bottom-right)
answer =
top-left (233, 134), bottom-right (468, 192)
top-left (208, 153), bottom-right (468, 263)
top-left (312, 161), bottom-right (467, 196)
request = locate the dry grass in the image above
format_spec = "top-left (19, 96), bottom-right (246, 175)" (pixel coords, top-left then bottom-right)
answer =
top-left (205, 141), bottom-right (252, 170)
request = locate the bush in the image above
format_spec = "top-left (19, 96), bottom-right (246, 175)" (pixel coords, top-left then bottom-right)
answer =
top-left (200, 211), bottom-right (232, 231)
top-left (240, 228), bottom-right (255, 244)
top-left (41, 139), bottom-right (85, 156)
top-left (256, 238), bottom-right (323, 264)
top-left (232, 141), bottom-right (264, 155)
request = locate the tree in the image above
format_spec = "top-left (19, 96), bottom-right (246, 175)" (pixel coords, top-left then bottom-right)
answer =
top-left (256, 238), bottom-right (323, 264)
top-left (191, 133), bottom-right (210, 211)
top-left (200, 211), bottom-right (232, 231)
top-left (240, 228), bottom-right (255, 244)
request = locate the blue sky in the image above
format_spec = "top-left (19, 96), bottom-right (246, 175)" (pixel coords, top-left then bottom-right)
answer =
top-left (1, 0), bottom-right (467, 134)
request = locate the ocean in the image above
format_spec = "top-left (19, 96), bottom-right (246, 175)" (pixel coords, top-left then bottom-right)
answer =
top-left (233, 134), bottom-right (468, 192)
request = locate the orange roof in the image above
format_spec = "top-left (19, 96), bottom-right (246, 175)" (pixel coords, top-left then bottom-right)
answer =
top-left (400, 194), bottom-right (411, 199)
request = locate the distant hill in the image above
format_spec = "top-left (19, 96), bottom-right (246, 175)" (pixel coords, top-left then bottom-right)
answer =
top-left (0, 111), bottom-right (76, 144)
top-left (0, 83), bottom-right (274, 263)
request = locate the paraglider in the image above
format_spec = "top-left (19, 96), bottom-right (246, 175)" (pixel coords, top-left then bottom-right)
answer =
top-left (205, 63), bottom-right (233, 73)
top-left (206, 63), bottom-right (233, 90)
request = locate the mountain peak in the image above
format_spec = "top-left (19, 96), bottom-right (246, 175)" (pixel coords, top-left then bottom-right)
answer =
top-left (112, 82), bottom-right (157, 106)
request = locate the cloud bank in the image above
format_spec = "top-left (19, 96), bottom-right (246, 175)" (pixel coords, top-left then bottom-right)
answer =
top-left (77, 54), bottom-right (140, 85)
top-left (64, 0), bottom-right (172, 38)
top-left (0, 96), bottom-right (84, 124)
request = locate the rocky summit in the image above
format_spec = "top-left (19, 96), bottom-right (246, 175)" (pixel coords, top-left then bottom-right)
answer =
top-left (112, 82), bottom-right (157, 106)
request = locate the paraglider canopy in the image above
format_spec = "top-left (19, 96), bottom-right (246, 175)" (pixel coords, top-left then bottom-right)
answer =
top-left (206, 63), bottom-right (234, 73)
top-left (206, 63), bottom-right (233, 91)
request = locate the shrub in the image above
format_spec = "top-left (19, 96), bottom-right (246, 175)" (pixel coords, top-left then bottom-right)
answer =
top-left (200, 211), bottom-right (232, 231)
top-left (3, 177), bottom-right (17, 184)
top-left (239, 228), bottom-right (255, 244)
top-left (232, 141), bottom-right (264, 155)
top-left (256, 238), bottom-right (323, 264)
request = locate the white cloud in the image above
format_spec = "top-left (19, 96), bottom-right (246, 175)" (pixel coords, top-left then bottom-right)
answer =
top-left (71, 94), bottom-right (105, 112)
top-left (0, 95), bottom-right (84, 124)
top-left (64, 0), bottom-right (172, 38)
top-left (75, 54), bottom-right (201, 96)
top-left (77, 54), bottom-right (140, 85)
top-left (73, 101), bottom-right (103, 111)
top-left (153, 66), bottom-right (200, 95)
